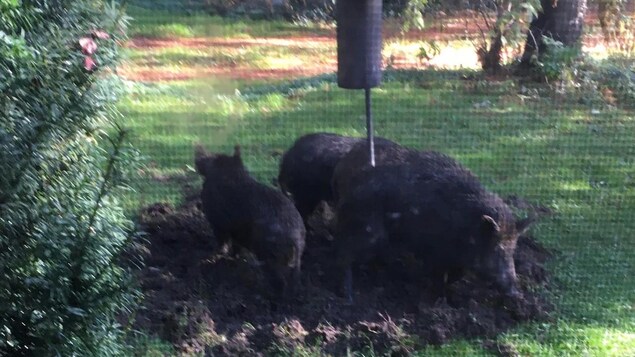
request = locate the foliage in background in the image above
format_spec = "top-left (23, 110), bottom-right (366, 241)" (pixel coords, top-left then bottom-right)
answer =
top-left (534, 36), bottom-right (635, 109)
top-left (535, 36), bottom-right (583, 81)
top-left (204, 0), bottom-right (289, 20)
top-left (126, 0), bottom-right (445, 22)
top-left (598, 0), bottom-right (635, 54)
top-left (128, 0), bottom-right (336, 21)
top-left (284, 0), bottom-right (335, 22)
top-left (281, 0), bottom-right (431, 22)
top-left (469, 0), bottom-right (541, 72)
top-left (398, 0), bottom-right (540, 72)
top-left (415, 39), bottom-right (442, 64)
top-left (597, 56), bottom-right (635, 104)
top-left (126, 0), bottom-right (207, 12)
top-left (400, 0), bottom-right (429, 31)
top-left (0, 0), bottom-right (140, 355)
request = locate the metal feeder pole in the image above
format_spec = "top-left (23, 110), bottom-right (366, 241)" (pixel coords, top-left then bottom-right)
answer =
top-left (365, 88), bottom-right (375, 167)
top-left (336, 0), bottom-right (383, 167)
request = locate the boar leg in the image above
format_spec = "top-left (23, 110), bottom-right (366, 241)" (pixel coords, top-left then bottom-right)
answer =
top-left (297, 197), bottom-right (319, 225)
top-left (431, 267), bottom-right (464, 305)
top-left (289, 251), bottom-right (302, 296)
top-left (264, 262), bottom-right (288, 299)
top-left (342, 266), bottom-right (354, 305)
top-left (213, 230), bottom-right (233, 255)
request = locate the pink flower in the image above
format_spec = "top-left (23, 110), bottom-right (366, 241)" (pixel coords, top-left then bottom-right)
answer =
top-left (84, 56), bottom-right (96, 71)
top-left (79, 37), bottom-right (97, 55)
top-left (92, 30), bottom-right (110, 40)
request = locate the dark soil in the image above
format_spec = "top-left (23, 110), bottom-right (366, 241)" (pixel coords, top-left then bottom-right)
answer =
top-left (133, 193), bottom-right (554, 356)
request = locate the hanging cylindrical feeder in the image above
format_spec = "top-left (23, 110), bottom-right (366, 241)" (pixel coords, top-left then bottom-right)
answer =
top-left (336, 0), bottom-right (383, 166)
top-left (336, 0), bottom-right (383, 89)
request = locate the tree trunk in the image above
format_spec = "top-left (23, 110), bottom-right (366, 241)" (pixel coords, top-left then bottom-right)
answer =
top-left (477, 2), bottom-right (507, 73)
top-left (478, 32), bottom-right (504, 73)
top-left (520, 0), bottom-right (588, 66)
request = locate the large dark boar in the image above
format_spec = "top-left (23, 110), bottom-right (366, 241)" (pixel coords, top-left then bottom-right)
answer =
top-left (334, 161), bottom-right (533, 303)
top-left (195, 145), bottom-right (306, 298)
top-left (278, 133), bottom-right (364, 221)
top-left (332, 138), bottom-right (462, 202)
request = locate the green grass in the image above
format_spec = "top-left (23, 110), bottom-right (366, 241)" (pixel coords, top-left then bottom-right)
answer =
top-left (125, 332), bottom-right (176, 356)
top-left (126, 6), bottom-right (331, 39)
top-left (119, 9), bottom-right (635, 356)
top-left (124, 43), bottom-right (334, 71)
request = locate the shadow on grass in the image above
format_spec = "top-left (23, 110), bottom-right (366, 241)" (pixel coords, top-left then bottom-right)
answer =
top-left (127, 5), bottom-right (333, 39)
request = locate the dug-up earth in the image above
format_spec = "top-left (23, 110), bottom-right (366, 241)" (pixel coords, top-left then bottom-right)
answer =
top-left (133, 191), bottom-right (554, 356)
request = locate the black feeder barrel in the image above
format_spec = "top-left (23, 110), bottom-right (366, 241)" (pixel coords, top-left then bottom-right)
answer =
top-left (336, 0), bottom-right (383, 89)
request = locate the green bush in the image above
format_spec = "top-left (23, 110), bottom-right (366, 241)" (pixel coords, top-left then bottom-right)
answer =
top-left (598, 57), bottom-right (635, 104)
top-left (0, 0), bottom-right (139, 355)
top-left (533, 36), bottom-right (635, 108)
top-left (535, 36), bottom-right (583, 82)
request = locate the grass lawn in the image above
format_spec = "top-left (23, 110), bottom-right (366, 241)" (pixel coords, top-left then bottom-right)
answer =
top-left (119, 6), bottom-right (635, 356)
top-left (126, 5), bottom-right (332, 39)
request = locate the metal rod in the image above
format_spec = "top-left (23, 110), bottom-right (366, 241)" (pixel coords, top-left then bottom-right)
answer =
top-left (365, 87), bottom-right (375, 167)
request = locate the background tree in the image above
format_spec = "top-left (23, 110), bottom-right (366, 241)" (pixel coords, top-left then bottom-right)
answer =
top-left (520, 0), bottom-right (588, 65)
top-left (0, 0), bottom-right (138, 355)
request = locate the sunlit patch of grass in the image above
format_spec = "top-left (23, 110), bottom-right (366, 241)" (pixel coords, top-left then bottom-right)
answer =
top-left (125, 46), bottom-right (266, 67)
top-left (383, 39), bottom-right (422, 60)
top-left (382, 38), bottom-right (479, 68)
top-left (503, 323), bottom-right (635, 356)
top-left (559, 181), bottom-right (593, 192)
top-left (250, 93), bottom-right (290, 113)
top-left (118, 77), bottom-right (303, 209)
top-left (122, 42), bottom-right (335, 80)
top-left (150, 23), bottom-right (194, 38)
top-left (257, 55), bottom-right (307, 69)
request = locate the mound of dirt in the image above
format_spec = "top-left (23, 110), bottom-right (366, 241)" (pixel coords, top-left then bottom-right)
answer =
top-left (133, 195), bottom-right (554, 356)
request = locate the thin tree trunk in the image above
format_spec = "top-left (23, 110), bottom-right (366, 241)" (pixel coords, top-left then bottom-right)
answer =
top-left (479, 33), bottom-right (504, 72)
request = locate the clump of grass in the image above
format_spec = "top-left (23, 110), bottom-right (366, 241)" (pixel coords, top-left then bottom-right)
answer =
top-left (125, 332), bottom-right (176, 357)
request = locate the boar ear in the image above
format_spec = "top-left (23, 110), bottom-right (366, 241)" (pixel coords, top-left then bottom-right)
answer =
top-left (481, 215), bottom-right (500, 233)
top-left (233, 145), bottom-right (241, 158)
top-left (194, 144), bottom-right (208, 159)
top-left (515, 217), bottom-right (535, 235)
top-left (194, 145), bottom-right (209, 174)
